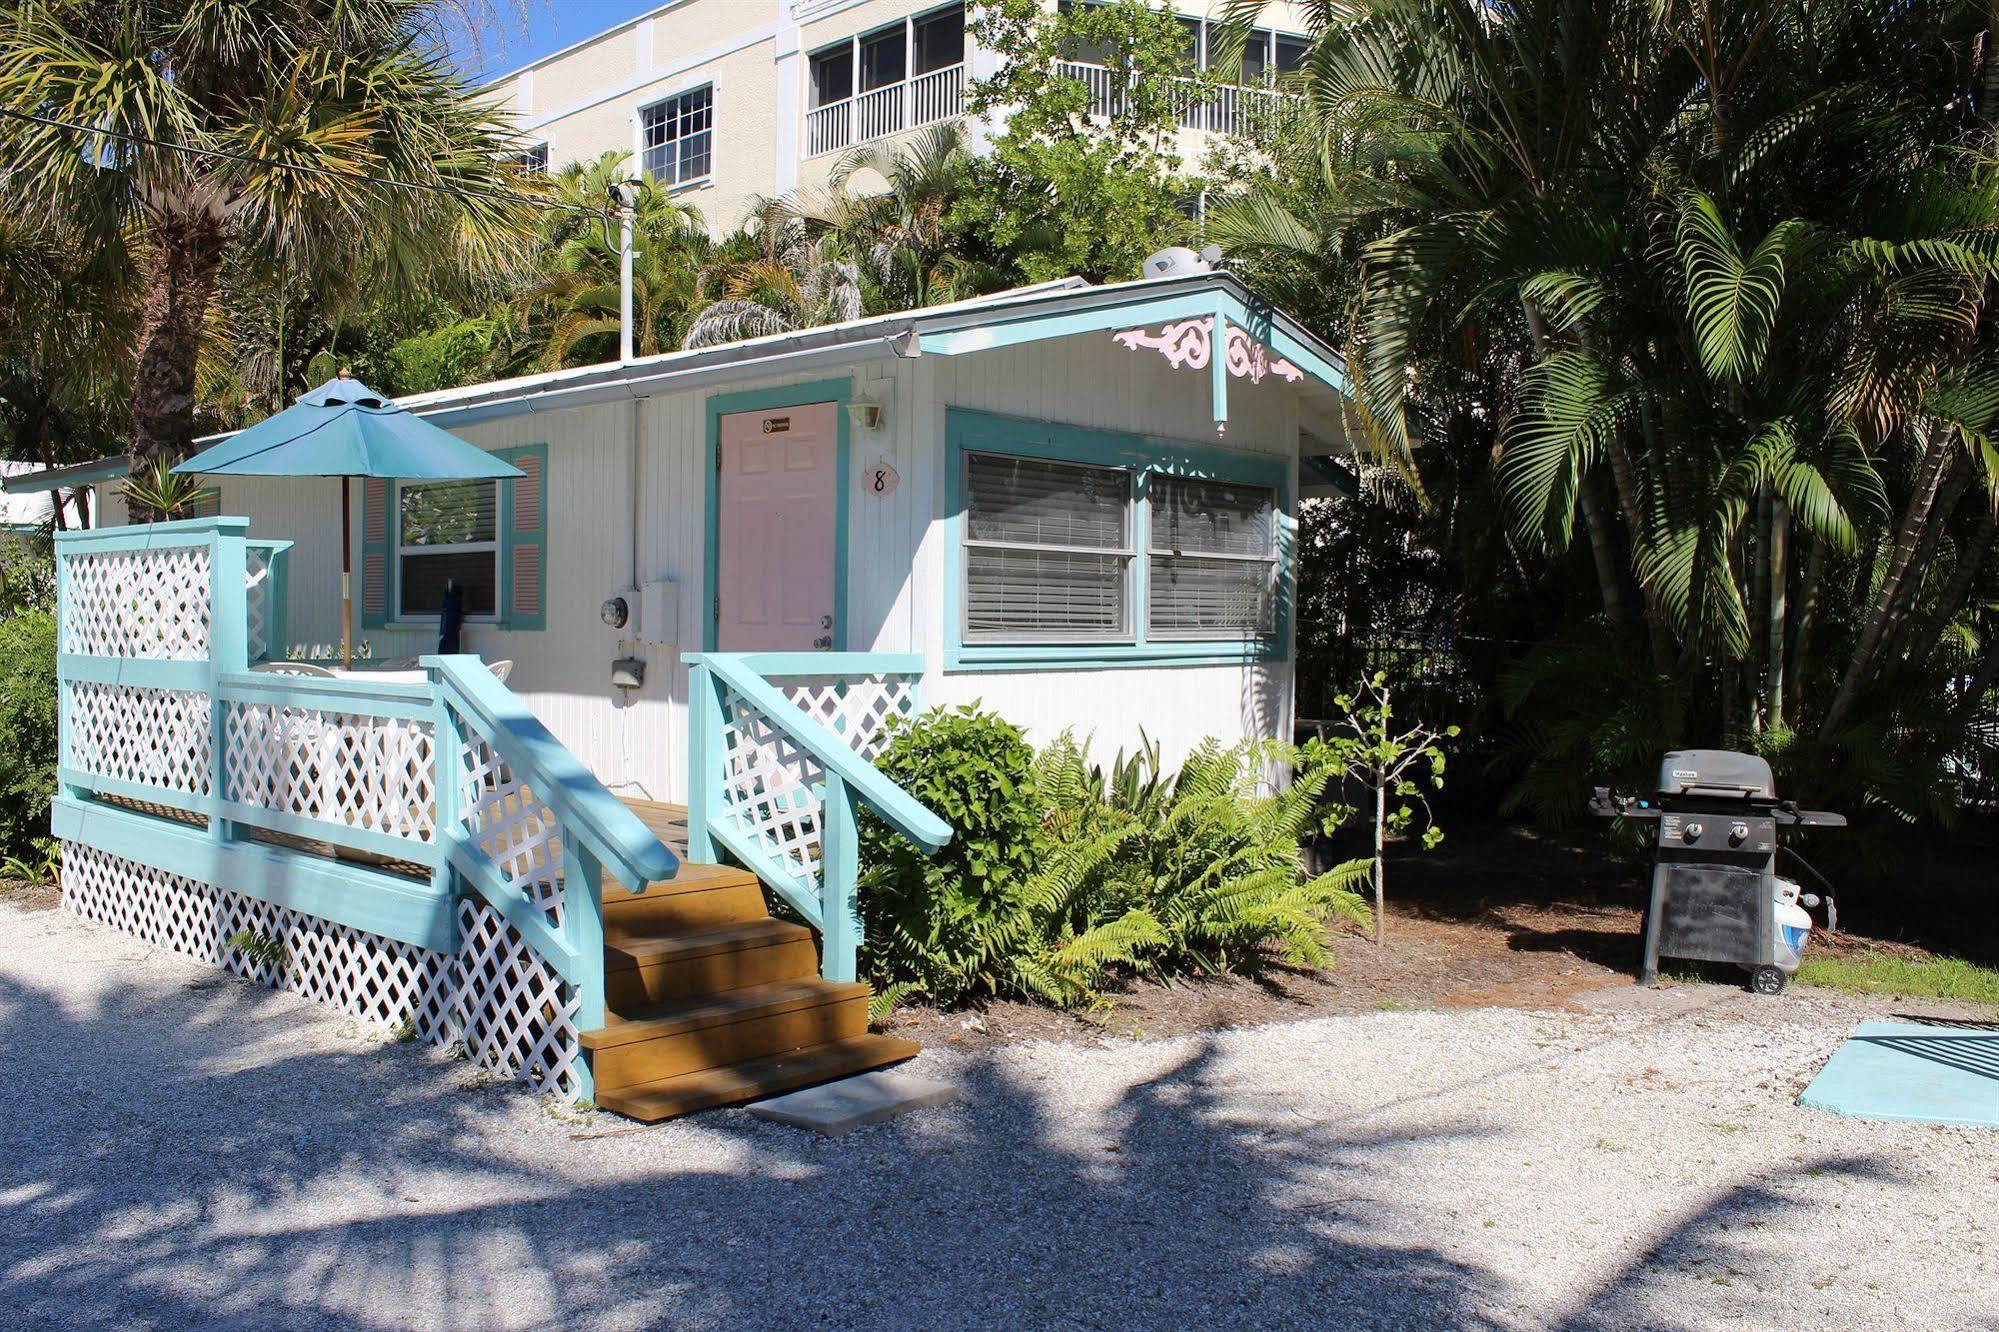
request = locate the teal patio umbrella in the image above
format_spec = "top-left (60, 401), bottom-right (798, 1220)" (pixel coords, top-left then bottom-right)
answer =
top-left (176, 373), bottom-right (522, 667)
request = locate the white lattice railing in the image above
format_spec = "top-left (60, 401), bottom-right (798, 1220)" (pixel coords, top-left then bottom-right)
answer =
top-left (686, 652), bottom-right (948, 982)
top-left (53, 518), bottom-right (678, 1103)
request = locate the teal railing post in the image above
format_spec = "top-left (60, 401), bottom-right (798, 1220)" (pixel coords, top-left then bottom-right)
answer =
top-left (819, 777), bottom-right (860, 983)
top-left (207, 520), bottom-right (251, 844)
top-left (564, 843), bottom-right (607, 1103)
top-left (686, 657), bottom-right (720, 865)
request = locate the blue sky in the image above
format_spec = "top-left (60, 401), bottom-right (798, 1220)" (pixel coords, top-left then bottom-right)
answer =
top-left (456, 1), bottom-right (665, 83)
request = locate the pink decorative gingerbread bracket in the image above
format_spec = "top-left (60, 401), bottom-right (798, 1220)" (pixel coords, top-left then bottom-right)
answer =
top-left (1112, 317), bottom-right (1305, 385)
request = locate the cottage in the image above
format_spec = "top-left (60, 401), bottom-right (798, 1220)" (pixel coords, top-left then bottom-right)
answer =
top-left (56, 269), bottom-right (1350, 1118)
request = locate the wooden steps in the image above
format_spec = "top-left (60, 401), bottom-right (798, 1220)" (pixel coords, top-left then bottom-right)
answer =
top-left (587, 816), bottom-right (918, 1122)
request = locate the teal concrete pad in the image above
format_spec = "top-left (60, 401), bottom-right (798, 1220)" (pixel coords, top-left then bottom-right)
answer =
top-left (1800, 1022), bottom-right (1999, 1128)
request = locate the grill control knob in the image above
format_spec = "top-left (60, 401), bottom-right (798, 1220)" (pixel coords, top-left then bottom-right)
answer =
top-left (1683, 821), bottom-right (1704, 842)
top-left (1728, 822), bottom-right (1749, 846)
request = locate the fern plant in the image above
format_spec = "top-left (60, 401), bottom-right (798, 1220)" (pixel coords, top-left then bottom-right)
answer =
top-left (860, 710), bottom-right (1373, 1013)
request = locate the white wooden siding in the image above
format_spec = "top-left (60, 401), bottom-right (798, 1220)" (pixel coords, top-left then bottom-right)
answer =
top-left (157, 328), bottom-right (1315, 799)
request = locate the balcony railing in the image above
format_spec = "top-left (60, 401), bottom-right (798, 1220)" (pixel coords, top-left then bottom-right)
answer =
top-left (1052, 59), bottom-right (1297, 137)
top-left (805, 62), bottom-right (966, 158)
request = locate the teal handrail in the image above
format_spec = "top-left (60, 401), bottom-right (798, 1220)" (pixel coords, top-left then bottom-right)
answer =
top-left (425, 654), bottom-right (681, 891)
top-left (691, 653), bottom-right (949, 851)
top-left (684, 651), bottom-right (949, 983)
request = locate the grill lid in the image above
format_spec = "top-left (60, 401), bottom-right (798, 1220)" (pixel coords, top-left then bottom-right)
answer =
top-left (1656, 749), bottom-right (1774, 799)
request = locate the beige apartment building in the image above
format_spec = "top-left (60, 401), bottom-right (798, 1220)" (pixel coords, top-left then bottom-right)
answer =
top-left (486, 0), bottom-right (1314, 232)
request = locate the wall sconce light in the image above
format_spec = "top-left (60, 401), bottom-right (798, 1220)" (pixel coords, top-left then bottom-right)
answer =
top-left (846, 394), bottom-right (886, 432)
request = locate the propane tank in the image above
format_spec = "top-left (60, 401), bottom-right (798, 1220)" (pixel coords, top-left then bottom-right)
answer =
top-left (1773, 877), bottom-right (1813, 972)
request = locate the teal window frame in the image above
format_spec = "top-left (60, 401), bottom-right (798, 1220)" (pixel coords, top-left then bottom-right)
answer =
top-left (944, 408), bottom-right (1293, 671)
top-left (702, 378), bottom-right (853, 653)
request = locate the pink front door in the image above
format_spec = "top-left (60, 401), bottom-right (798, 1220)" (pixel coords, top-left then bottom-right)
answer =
top-left (715, 402), bottom-right (840, 651)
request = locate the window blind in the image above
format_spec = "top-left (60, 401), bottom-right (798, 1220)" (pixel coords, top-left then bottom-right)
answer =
top-left (1148, 474), bottom-right (1277, 638)
top-left (964, 453), bottom-right (1131, 642)
top-left (399, 480), bottom-right (497, 547)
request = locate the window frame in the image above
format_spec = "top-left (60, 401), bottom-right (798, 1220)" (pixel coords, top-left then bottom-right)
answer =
top-left (946, 410), bottom-right (1293, 671)
top-left (393, 477), bottom-right (502, 622)
top-left (1144, 473), bottom-right (1282, 641)
top-left (637, 83), bottom-right (714, 191)
top-left (803, 2), bottom-right (967, 149)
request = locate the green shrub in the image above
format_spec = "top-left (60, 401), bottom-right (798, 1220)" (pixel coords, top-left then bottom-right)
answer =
top-left (859, 708), bottom-right (1373, 1012)
top-left (858, 704), bottom-right (1043, 1006)
top-left (0, 611), bottom-right (57, 860)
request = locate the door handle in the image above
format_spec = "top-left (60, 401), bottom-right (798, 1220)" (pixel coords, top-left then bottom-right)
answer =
top-left (820, 614), bottom-right (834, 629)
top-left (813, 635), bottom-right (833, 650)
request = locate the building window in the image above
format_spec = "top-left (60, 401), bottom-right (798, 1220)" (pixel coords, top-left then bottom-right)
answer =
top-left (397, 479), bottom-right (499, 617)
top-left (804, 3), bottom-right (966, 155)
top-left (1146, 475), bottom-right (1278, 638)
top-left (641, 86), bottom-right (713, 188)
top-left (509, 142), bottom-right (549, 175)
top-left (963, 453), bottom-right (1132, 643)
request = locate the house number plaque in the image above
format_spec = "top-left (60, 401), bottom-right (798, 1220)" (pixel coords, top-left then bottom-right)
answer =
top-left (866, 459), bottom-right (900, 497)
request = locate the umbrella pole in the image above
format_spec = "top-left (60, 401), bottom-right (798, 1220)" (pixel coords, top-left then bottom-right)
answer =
top-left (341, 476), bottom-right (353, 670)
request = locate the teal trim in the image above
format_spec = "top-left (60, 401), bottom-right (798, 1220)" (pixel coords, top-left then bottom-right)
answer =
top-left (57, 656), bottom-right (212, 690)
top-left (684, 657), bottom-right (724, 865)
top-left (52, 794), bottom-right (457, 952)
top-left (941, 409), bottom-right (1295, 673)
top-left (1210, 292), bottom-right (1231, 430)
top-left (565, 844), bottom-right (605, 1102)
top-left (248, 540), bottom-right (293, 663)
top-left (705, 814), bottom-right (827, 930)
top-left (58, 766), bottom-right (210, 810)
top-left (701, 377), bottom-right (852, 652)
top-left (917, 286), bottom-right (1352, 402)
top-left (818, 780), bottom-right (860, 984)
top-left (426, 654), bottom-right (679, 889)
top-left (728, 651), bottom-right (924, 677)
top-left (216, 803), bottom-right (447, 868)
top-left (56, 515), bottom-right (248, 550)
top-left (216, 672), bottom-right (441, 722)
top-left (495, 442), bottom-right (549, 631)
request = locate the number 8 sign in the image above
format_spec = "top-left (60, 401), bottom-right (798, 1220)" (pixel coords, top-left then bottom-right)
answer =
top-left (866, 459), bottom-right (900, 497)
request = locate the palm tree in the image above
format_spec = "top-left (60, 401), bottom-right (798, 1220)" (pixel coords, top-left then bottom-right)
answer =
top-left (1212, 0), bottom-right (1999, 801)
top-left (791, 122), bottom-right (995, 309)
top-left (0, 0), bottom-right (536, 475)
top-left (684, 203), bottom-right (863, 348)
top-left (514, 152), bottom-right (710, 367)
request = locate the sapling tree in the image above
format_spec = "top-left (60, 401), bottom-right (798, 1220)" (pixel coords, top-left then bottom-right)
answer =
top-left (1320, 673), bottom-right (1456, 943)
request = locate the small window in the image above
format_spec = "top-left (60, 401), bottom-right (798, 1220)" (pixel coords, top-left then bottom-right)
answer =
top-left (1147, 475), bottom-right (1278, 638)
top-left (398, 479), bottom-right (499, 618)
top-left (809, 45), bottom-right (853, 107)
top-left (859, 26), bottom-right (907, 92)
top-left (641, 86), bottom-right (713, 187)
top-left (913, 6), bottom-right (965, 75)
top-left (1275, 34), bottom-right (1310, 77)
top-left (963, 453), bottom-right (1132, 643)
top-left (510, 143), bottom-right (549, 175)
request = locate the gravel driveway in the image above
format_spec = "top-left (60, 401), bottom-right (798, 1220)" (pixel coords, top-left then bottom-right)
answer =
top-left (1, 897), bottom-right (1992, 1331)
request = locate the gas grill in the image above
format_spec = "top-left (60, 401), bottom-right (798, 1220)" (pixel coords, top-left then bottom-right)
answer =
top-left (1591, 749), bottom-right (1846, 993)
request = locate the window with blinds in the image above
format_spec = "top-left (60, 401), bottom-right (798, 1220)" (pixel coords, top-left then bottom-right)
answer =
top-left (398, 479), bottom-right (499, 617)
top-left (963, 453), bottom-right (1132, 642)
top-left (1147, 474), bottom-right (1278, 639)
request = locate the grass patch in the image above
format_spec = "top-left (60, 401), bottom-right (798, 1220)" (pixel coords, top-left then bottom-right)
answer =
top-left (1795, 952), bottom-right (1999, 1007)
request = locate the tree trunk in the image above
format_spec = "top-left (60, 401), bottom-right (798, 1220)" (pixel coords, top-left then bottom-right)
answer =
top-left (1788, 535), bottom-right (1825, 718)
top-left (1825, 422), bottom-right (1955, 733)
top-left (1372, 772), bottom-right (1387, 945)
top-left (1765, 495), bottom-right (1790, 728)
top-left (1906, 500), bottom-right (1999, 670)
top-left (1876, 454), bottom-right (1973, 668)
top-left (130, 206), bottom-right (229, 476)
top-left (1577, 478), bottom-right (1626, 624)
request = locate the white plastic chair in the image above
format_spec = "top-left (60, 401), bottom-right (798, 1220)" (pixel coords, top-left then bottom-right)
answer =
top-left (252, 661), bottom-right (338, 678)
top-left (486, 660), bottom-right (514, 684)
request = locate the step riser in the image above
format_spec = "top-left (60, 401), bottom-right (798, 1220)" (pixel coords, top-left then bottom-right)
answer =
top-left (604, 884), bottom-right (768, 934)
top-left (596, 1037), bottom-right (922, 1123)
top-left (592, 997), bottom-right (869, 1091)
top-left (605, 938), bottom-right (819, 1010)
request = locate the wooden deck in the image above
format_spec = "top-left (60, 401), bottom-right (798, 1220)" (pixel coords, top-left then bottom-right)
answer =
top-left (618, 798), bottom-right (689, 858)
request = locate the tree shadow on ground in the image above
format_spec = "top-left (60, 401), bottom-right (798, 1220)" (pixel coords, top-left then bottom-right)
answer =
top-left (0, 939), bottom-right (1907, 1329)
top-left (0, 954), bottom-right (1511, 1329)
